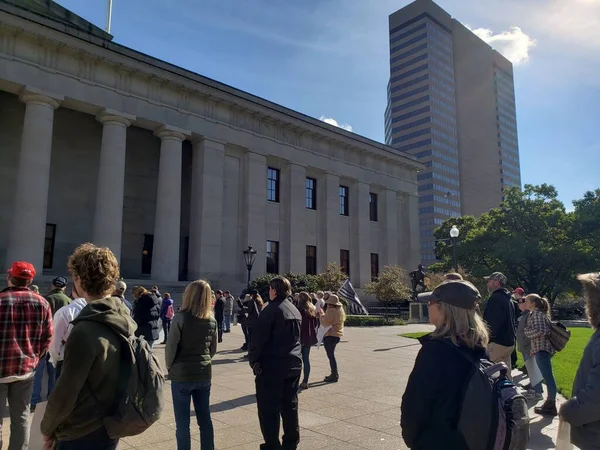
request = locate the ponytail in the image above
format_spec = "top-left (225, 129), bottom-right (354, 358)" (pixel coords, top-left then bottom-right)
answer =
top-left (526, 294), bottom-right (551, 319)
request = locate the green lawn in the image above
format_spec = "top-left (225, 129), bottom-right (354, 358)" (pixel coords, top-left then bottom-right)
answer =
top-left (399, 332), bottom-right (429, 339)
top-left (401, 328), bottom-right (594, 398)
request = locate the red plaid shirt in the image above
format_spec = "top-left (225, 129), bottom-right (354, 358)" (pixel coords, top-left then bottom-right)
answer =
top-left (0, 286), bottom-right (53, 379)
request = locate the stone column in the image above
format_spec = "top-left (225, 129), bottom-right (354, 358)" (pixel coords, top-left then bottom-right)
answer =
top-left (6, 88), bottom-right (62, 271)
top-left (401, 193), bottom-right (421, 269)
top-left (151, 126), bottom-right (187, 282)
top-left (92, 109), bottom-right (135, 261)
top-left (188, 137), bottom-right (226, 281)
top-left (242, 152), bottom-right (267, 277)
top-left (286, 163), bottom-right (306, 274)
top-left (349, 181), bottom-right (371, 287)
top-left (317, 173), bottom-right (340, 272)
top-left (383, 189), bottom-right (399, 267)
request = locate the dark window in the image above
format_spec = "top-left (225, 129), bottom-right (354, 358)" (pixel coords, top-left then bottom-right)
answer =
top-left (306, 246), bottom-right (317, 275)
top-left (305, 177), bottom-right (316, 210)
top-left (142, 234), bottom-right (154, 275)
top-left (369, 193), bottom-right (378, 221)
top-left (371, 253), bottom-right (379, 281)
top-left (43, 224), bottom-right (56, 269)
top-left (340, 250), bottom-right (350, 276)
top-left (267, 167), bottom-right (280, 202)
top-left (266, 241), bottom-right (279, 274)
top-left (339, 186), bottom-right (349, 216)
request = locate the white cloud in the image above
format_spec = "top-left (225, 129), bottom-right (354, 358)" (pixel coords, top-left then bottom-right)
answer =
top-left (319, 116), bottom-right (353, 132)
top-left (468, 26), bottom-right (536, 65)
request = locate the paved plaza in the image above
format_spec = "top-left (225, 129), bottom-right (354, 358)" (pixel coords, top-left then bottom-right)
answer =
top-left (3, 324), bottom-right (568, 449)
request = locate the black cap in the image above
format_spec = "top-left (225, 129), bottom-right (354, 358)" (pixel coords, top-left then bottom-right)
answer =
top-left (52, 276), bottom-right (68, 288)
top-left (417, 280), bottom-right (481, 310)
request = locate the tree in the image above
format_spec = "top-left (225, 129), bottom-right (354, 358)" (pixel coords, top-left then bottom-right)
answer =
top-left (572, 189), bottom-right (600, 267)
top-left (364, 265), bottom-right (411, 302)
top-left (317, 262), bottom-right (347, 292)
top-left (434, 184), bottom-right (588, 303)
top-left (250, 273), bottom-right (320, 300)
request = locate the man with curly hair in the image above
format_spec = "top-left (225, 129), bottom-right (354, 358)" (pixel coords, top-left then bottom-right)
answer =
top-left (560, 272), bottom-right (600, 449)
top-left (41, 243), bottom-right (137, 450)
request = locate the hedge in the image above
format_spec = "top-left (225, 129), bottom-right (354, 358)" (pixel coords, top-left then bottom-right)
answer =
top-left (345, 315), bottom-right (405, 327)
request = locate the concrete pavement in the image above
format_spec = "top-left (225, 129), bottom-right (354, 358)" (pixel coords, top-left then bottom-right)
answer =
top-left (2, 324), bottom-right (568, 449)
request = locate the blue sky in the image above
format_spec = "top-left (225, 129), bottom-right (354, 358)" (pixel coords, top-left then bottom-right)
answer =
top-left (56, 0), bottom-right (599, 208)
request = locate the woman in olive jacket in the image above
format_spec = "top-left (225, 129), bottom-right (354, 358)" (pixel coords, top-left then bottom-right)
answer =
top-left (166, 279), bottom-right (217, 450)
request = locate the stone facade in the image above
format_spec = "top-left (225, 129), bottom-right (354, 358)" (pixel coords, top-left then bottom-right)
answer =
top-left (0, 1), bottom-right (423, 290)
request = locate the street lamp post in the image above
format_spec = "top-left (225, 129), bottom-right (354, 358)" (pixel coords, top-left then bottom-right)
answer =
top-left (242, 245), bottom-right (257, 288)
top-left (450, 225), bottom-right (460, 273)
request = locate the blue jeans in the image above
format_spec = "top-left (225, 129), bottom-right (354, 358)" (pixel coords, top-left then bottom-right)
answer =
top-left (535, 351), bottom-right (557, 401)
top-left (31, 354), bottom-right (55, 407)
top-left (224, 315), bottom-right (231, 331)
top-left (522, 352), bottom-right (543, 394)
top-left (171, 381), bottom-right (214, 450)
top-left (301, 345), bottom-right (312, 384)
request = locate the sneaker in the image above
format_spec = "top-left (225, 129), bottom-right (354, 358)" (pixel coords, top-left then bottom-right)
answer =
top-left (299, 382), bottom-right (309, 390)
top-left (534, 400), bottom-right (558, 417)
top-left (241, 344), bottom-right (248, 351)
top-left (324, 374), bottom-right (339, 383)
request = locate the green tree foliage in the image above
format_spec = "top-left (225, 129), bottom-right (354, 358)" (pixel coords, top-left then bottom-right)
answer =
top-left (434, 184), bottom-right (592, 303)
top-left (249, 273), bottom-right (320, 300)
top-left (316, 262), bottom-right (347, 292)
top-left (572, 189), bottom-right (600, 267)
top-left (364, 265), bottom-right (411, 302)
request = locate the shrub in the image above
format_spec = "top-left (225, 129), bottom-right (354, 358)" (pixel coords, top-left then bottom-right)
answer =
top-left (317, 262), bottom-right (347, 292)
top-left (249, 273), bottom-right (321, 300)
top-left (345, 315), bottom-right (405, 327)
top-left (552, 294), bottom-right (586, 319)
top-left (364, 265), bottom-right (411, 302)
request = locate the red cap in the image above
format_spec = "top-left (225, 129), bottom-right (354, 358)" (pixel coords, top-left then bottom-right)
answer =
top-left (513, 287), bottom-right (525, 296)
top-left (7, 261), bottom-right (36, 280)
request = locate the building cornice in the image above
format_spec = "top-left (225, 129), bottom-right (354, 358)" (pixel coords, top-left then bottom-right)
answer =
top-left (0, 11), bottom-right (424, 181)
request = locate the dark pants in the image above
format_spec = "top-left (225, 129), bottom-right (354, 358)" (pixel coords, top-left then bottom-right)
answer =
top-left (171, 381), bottom-right (214, 450)
top-left (242, 324), bottom-right (249, 346)
top-left (511, 347), bottom-right (518, 368)
top-left (163, 319), bottom-right (171, 342)
top-left (56, 360), bottom-right (63, 379)
top-left (255, 369), bottom-right (301, 450)
top-left (535, 351), bottom-right (557, 401)
top-left (216, 317), bottom-right (223, 342)
top-left (323, 336), bottom-right (340, 375)
top-left (56, 427), bottom-right (118, 450)
top-left (301, 345), bottom-right (312, 384)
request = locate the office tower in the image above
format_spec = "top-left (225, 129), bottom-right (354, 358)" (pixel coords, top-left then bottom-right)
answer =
top-left (385, 0), bottom-right (521, 264)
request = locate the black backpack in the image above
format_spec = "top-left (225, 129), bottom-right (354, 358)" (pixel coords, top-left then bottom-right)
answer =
top-left (442, 341), bottom-right (530, 450)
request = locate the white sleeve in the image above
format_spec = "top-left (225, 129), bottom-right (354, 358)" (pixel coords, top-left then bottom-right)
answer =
top-left (48, 308), bottom-right (69, 366)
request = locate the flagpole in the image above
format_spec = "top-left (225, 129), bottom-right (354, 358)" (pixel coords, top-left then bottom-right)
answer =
top-left (106, 0), bottom-right (113, 33)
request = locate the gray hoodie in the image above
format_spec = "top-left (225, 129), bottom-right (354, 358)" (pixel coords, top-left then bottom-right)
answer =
top-left (560, 329), bottom-right (600, 449)
top-left (516, 310), bottom-right (531, 356)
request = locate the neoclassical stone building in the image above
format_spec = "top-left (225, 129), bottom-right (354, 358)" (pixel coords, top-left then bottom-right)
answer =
top-left (0, 0), bottom-right (422, 289)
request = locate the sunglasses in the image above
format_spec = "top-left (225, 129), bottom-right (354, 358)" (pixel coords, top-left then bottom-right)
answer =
top-left (518, 299), bottom-right (526, 304)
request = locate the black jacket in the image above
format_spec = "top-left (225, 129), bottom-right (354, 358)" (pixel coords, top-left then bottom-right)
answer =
top-left (214, 297), bottom-right (225, 322)
top-left (483, 288), bottom-right (516, 347)
top-left (133, 293), bottom-right (161, 341)
top-left (401, 334), bottom-right (486, 449)
top-left (248, 296), bottom-right (302, 372)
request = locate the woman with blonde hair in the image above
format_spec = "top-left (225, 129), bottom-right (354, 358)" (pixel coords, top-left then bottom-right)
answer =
top-left (524, 293), bottom-right (558, 416)
top-left (320, 293), bottom-right (346, 383)
top-left (560, 273), bottom-right (600, 448)
top-left (297, 292), bottom-right (319, 389)
top-left (166, 279), bottom-right (217, 450)
top-left (401, 280), bottom-right (489, 449)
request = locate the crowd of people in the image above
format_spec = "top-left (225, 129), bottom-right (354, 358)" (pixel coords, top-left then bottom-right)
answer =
top-left (0, 244), bottom-right (348, 450)
top-left (1, 244), bottom-right (598, 450)
top-left (401, 270), bottom-right (600, 450)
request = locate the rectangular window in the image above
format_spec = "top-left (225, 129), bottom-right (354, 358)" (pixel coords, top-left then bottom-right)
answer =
top-left (371, 253), bottom-right (379, 281)
top-left (369, 193), bottom-right (378, 221)
top-left (266, 241), bottom-right (279, 274)
top-left (339, 186), bottom-right (349, 216)
top-left (306, 246), bottom-right (317, 275)
top-left (267, 167), bottom-right (280, 202)
top-left (340, 250), bottom-right (350, 276)
top-left (43, 224), bottom-right (56, 269)
top-left (305, 177), bottom-right (316, 210)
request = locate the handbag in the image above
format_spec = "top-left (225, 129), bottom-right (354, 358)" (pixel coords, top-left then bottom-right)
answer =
top-left (548, 320), bottom-right (571, 352)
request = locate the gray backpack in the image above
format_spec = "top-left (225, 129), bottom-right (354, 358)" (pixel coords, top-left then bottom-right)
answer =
top-left (443, 341), bottom-right (530, 450)
top-left (91, 335), bottom-right (166, 438)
